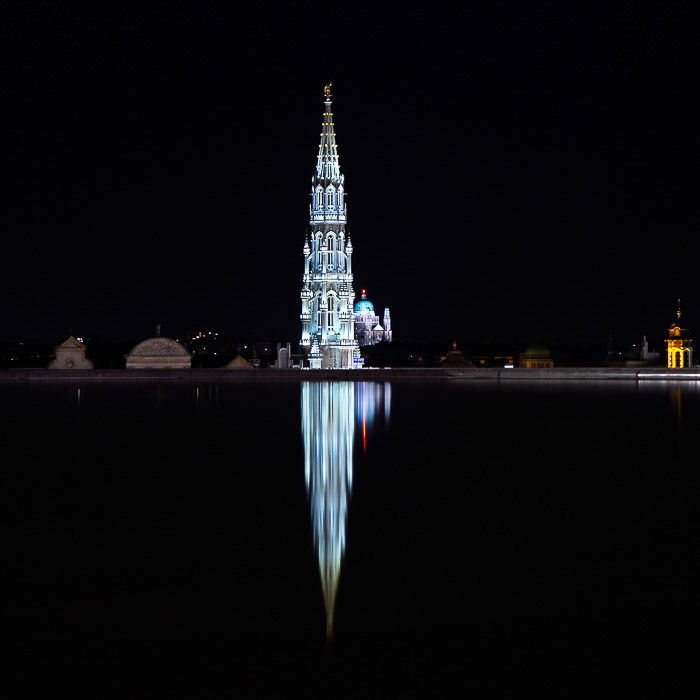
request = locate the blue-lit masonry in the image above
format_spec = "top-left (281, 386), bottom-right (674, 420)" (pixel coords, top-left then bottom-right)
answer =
top-left (299, 86), bottom-right (362, 369)
top-left (354, 290), bottom-right (392, 347)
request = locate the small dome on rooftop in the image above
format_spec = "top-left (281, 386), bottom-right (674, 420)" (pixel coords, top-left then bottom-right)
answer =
top-left (354, 289), bottom-right (374, 314)
top-left (522, 344), bottom-right (552, 358)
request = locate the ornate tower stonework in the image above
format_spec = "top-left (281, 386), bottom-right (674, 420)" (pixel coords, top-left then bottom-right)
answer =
top-left (300, 85), bottom-right (360, 369)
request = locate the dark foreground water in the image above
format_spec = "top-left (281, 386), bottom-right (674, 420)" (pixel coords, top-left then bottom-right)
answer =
top-left (4, 380), bottom-right (697, 696)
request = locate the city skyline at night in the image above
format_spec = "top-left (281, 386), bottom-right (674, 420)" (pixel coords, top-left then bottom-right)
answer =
top-left (5, 2), bottom-right (699, 349)
top-left (6, 4), bottom-right (699, 695)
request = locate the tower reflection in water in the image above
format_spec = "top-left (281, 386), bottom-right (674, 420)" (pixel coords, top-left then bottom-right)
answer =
top-left (301, 381), bottom-right (391, 638)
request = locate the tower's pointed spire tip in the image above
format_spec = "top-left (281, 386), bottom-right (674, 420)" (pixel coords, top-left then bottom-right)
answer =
top-left (314, 82), bottom-right (341, 182)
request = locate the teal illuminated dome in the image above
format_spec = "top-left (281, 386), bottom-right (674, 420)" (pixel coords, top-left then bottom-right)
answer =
top-left (354, 290), bottom-right (375, 314)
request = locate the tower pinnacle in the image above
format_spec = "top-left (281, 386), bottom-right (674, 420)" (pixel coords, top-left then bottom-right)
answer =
top-left (315, 86), bottom-right (342, 184)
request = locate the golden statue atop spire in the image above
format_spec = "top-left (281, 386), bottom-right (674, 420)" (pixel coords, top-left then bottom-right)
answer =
top-left (324, 82), bottom-right (333, 98)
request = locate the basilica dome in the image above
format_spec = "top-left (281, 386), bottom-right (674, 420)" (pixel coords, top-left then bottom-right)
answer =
top-left (354, 290), bottom-right (374, 314)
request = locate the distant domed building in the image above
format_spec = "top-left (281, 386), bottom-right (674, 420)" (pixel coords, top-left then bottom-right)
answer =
top-left (48, 336), bottom-right (93, 369)
top-left (354, 290), bottom-right (392, 347)
top-left (519, 344), bottom-right (554, 368)
top-left (125, 337), bottom-right (191, 369)
top-left (440, 341), bottom-right (475, 368)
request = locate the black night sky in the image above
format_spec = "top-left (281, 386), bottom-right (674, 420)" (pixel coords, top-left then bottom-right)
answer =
top-left (5, 1), bottom-right (699, 348)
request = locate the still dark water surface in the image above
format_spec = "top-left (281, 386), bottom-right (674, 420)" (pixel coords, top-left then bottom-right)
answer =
top-left (4, 380), bottom-right (697, 696)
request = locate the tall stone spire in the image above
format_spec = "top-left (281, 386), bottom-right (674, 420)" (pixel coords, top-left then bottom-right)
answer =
top-left (315, 83), bottom-right (343, 184)
top-left (300, 85), bottom-right (359, 369)
top-left (310, 83), bottom-right (346, 226)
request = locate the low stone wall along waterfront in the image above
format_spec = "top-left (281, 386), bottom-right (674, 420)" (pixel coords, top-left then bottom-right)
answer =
top-left (3, 367), bottom-right (700, 382)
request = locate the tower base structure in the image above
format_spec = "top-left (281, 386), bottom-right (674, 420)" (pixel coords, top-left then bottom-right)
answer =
top-left (303, 341), bottom-right (364, 369)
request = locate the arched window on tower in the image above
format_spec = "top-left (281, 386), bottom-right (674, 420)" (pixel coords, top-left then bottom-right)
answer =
top-left (327, 234), bottom-right (336, 270)
top-left (328, 294), bottom-right (337, 331)
top-left (313, 293), bottom-right (322, 332)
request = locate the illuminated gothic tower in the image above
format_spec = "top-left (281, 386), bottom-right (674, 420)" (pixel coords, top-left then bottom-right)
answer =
top-left (300, 85), bottom-right (360, 369)
top-left (666, 299), bottom-right (693, 368)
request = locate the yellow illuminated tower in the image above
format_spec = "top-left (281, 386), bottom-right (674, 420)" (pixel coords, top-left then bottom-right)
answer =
top-left (666, 299), bottom-right (693, 368)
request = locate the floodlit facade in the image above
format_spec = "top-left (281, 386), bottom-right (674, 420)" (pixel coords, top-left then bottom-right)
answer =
top-left (48, 336), bottom-right (94, 369)
top-left (519, 344), bottom-right (554, 368)
top-left (354, 289), bottom-right (392, 347)
top-left (300, 85), bottom-right (362, 369)
top-left (666, 300), bottom-right (693, 368)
